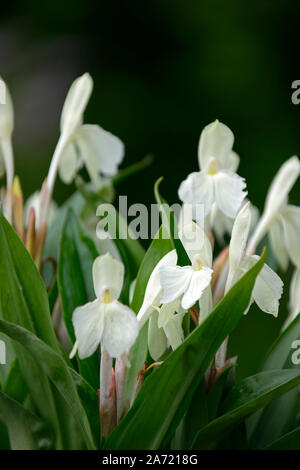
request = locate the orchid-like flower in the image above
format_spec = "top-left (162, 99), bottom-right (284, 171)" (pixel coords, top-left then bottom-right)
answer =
top-left (70, 253), bottom-right (138, 359)
top-left (178, 120), bottom-right (247, 219)
top-left (247, 156), bottom-right (300, 269)
top-left (58, 73), bottom-right (124, 187)
top-left (160, 211), bottom-right (213, 312)
top-left (226, 202), bottom-right (283, 316)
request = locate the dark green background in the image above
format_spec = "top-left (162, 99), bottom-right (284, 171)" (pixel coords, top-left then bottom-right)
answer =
top-left (1, 0), bottom-right (299, 377)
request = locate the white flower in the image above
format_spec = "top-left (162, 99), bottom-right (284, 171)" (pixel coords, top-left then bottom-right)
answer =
top-left (148, 299), bottom-right (185, 361)
top-left (160, 216), bottom-right (213, 311)
top-left (178, 120), bottom-right (247, 219)
top-left (70, 253), bottom-right (138, 359)
top-left (136, 250), bottom-right (178, 328)
top-left (57, 73), bottom-right (124, 187)
top-left (247, 156), bottom-right (300, 264)
top-left (227, 202), bottom-right (283, 317)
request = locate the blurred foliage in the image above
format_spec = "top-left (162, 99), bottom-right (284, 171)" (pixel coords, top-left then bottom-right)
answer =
top-left (1, 0), bottom-right (299, 378)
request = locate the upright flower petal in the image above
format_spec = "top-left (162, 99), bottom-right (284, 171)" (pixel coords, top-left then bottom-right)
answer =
top-left (72, 299), bottom-right (104, 359)
top-left (226, 202), bottom-right (251, 291)
top-left (269, 219), bottom-right (289, 271)
top-left (264, 156), bottom-right (300, 217)
top-left (198, 120), bottom-right (234, 170)
top-left (60, 73), bottom-right (93, 137)
top-left (93, 253), bottom-right (124, 301)
top-left (181, 268), bottom-right (212, 310)
top-left (178, 171), bottom-right (214, 217)
top-left (214, 171), bottom-right (247, 218)
top-left (137, 250), bottom-right (177, 327)
top-left (281, 205), bottom-right (300, 268)
top-left (179, 220), bottom-right (212, 267)
top-left (101, 301), bottom-right (138, 358)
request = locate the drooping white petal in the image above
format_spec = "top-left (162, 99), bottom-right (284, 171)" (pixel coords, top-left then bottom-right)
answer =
top-left (178, 171), bottom-right (214, 217)
top-left (101, 300), bottom-right (138, 358)
top-left (93, 253), bottom-right (124, 301)
top-left (58, 140), bottom-right (78, 184)
top-left (269, 218), bottom-right (289, 271)
top-left (199, 286), bottom-right (213, 321)
top-left (198, 120), bottom-right (234, 170)
top-left (72, 299), bottom-right (104, 359)
top-left (226, 202), bottom-right (251, 292)
top-left (181, 267), bottom-right (213, 310)
top-left (76, 128), bottom-right (101, 187)
top-left (281, 205), bottom-right (300, 268)
top-left (0, 78), bottom-right (14, 138)
top-left (209, 203), bottom-right (234, 245)
top-left (242, 255), bottom-right (283, 317)
top-left (60, 73), bottom-right (93, 137)
top-left (137, 250), bottom-right (177, 327)
top-left (148, 310), bottom-right (168, 361)
top-left (224, 151), bottom-right (240, 172)
top-left (160, 265), bottom-right (193, 305)
top-left (264, 156), bottom-right (300, 217)
top-left (157, 298), bottom-right (183, 329)
top-left (163, 312), bottom-right (185, 351)
top-left (78, 124), bottom-right (124, 176)
top-left (214, 170), bottom-right (247, 218)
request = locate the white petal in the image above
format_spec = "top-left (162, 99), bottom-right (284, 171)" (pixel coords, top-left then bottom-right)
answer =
top-left (148, 310), bottom-right (168, 360)
top-left (269, 218), bottom-right (289, 271)
top-left (72, 299), bottom-right (104, 359)
top-left (137, 250), bottom-right (177, 327)
top-left (288, 268), bottom-right (300, 324)
top-left (76, 127), bottom-right (101, 187)
top-left (179, 220), bottom-right (212, 266)
top-left (101, 300), bottom-right (138, 358)
top-left (93, 253), bottom-right (124, 301)
top-left (58, 141), bottom-right (78, 184)
top-left (199, 286), bottom-right (213, 321)
top-left (281, 205), bottom-right (300, 268)
top-left (210, 204), bottom-right (234, 245)
top-left (24, 191), bottom-right (57, 228)
top-left (163, 313), bottom-right (185, 351)
top-left (60, 73), bottom-right (93, 137)
top-left (157, 298), bottom-right (183, 328)
top-left (160, 265), bottom-right (193, 305)
top-left (181, 267), bottom-right (213, 310)
top-left (244, 256), bottom-right (283, 316)
top-left (225, 151), bottom-right (240, 172)
top-left (226, 202), bottom-right (251, 291)
top-left (79, 124), bottom-right (124, 176)
top-left (198, 120), bottom-right (234, 170)
top-left (214, 170), bottom-right (247, 218)
top-left (178, 171), bottom-right (214, 217)
top-left (0, 78), bottom-right (14, 138)
top-left (264, 156), bottom-right (300, 217)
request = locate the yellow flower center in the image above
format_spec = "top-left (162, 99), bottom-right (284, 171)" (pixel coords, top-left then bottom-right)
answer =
top-left (207, 158), bottom-right (218, 175)
top-left (195, 258), bottom-right (203, 271)
top-left (103, 289), bottom-right (112, 303)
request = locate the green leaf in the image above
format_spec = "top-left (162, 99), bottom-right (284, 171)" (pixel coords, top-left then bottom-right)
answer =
top-left (58, 209), bottom-right (99, 389)
top-left (0, 390), bottom-right (54, 450)
top-left (122, 226), bottom-right (173, 410)
top-left (104, 251), bottom-right (266, 450)
top-left (248, 314), bottom-right (300, 448)
top-left (0, 319), bottom-right (97, 450)
top-left (192, 369), bottom-right (300, 449)
top-left (3, 358), bottom-right (28, 403)
top-left (265, 425), bottom-right (300, 450)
